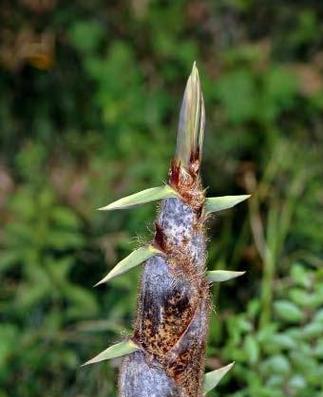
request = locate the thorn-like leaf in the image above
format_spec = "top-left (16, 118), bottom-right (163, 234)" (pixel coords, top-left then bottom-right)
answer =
top-left (176, 62), bottom-right (205, 167)
top-left (204, 195), bottom-right (250, 215)
top-left (94, 245), bottom-right (162, 286)
top-left (81, 340), bottom-right (139, 367)
top-left (207, 270), bottom-right (246, 283)
top-left (98, 185), bottom-right (178, 211)
top-left (203, 362), bottom-right (235, 395)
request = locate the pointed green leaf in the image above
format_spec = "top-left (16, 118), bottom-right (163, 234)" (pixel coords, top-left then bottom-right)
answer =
top-left (81, 340), bottom-right (139, 367)
top-left (98, 185), bottom-right (178, 211)
top-left (176, 62), bottom-right (205, 167)
top-left (94, 245), bottom-right (162, 286)
top-left (204, 195), bottom-right (250, 215)
top-left (207, 270), bottom-right (245, 283)
top-left (203, 362), bottom-right (235, 395)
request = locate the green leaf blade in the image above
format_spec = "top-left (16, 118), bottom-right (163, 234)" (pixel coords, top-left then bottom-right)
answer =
top-left (274, 300), bottom-right (304, 323)
top-left (81, 340), bottom-right (139, 367)
top-left (203, 362), bottom-right (235, 395)
top-left (207, 270), bottom-right (246, 283)
top-left (204, 195), bottom-right (250, 215)
top-left (98, 185), bottom-right (178, 211)
top-left (95, 245), bottom-right (161, 286)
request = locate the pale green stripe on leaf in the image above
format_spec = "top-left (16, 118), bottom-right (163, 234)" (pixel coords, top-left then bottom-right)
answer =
top-left (203, 362), bottom-right (235, 395)
top-left (98, 185), bottom-right (178, 211)
top-left (94, 245), bottom-right (162, 286)
top-left (204, 195), bottom-right (250, 215)
top-left (207, 270), bottom-right (245, 283)
top-left (81, 340), bottom-right (139, 367)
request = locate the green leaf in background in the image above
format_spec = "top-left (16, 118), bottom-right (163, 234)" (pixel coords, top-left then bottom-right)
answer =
top-left (302, 322), bottom-right (323, 339)
top-left (262, 355), bottom-right (291, 376)
top-left (0, 325), bottom-right (18, 369)
top-left (313, 309), bottom-right (323, 323)
top-left (274, 300), bottom-right (304, 323)
top-left (215, 69), bottom-right (258, 123)
top-left (244, 335), bottom-right (259, 365)
top-left (261, 66), bottom-right (297, 122)
top-left (288, 375), bottom-right (306, 392)
top-left (68, 20), bottom-right (105, 54)
top-left (268, 333), bottom-right (297, 350)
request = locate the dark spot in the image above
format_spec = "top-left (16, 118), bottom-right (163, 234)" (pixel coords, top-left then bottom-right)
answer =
top-left (190, 147), bottom-right (199, 164)
top-left (154, 222), bottom-right (166, 251)
top-left (164, 289), bottom-right (190, 316)
top-left (195, 205), bottom-right (203, 218)
top-left (168, 160), bottom-right (180, 188)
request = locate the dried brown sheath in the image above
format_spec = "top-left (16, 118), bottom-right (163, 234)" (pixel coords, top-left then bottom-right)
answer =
top-left (120, 64), bottom-right (209, 397)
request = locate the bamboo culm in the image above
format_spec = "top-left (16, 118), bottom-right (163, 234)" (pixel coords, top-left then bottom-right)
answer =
top-left (84, 63), bottom-right (249, 397)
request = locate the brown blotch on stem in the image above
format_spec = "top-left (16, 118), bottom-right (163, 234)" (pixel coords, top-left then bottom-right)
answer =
top-left (168, 159), bottom-right (205, 213)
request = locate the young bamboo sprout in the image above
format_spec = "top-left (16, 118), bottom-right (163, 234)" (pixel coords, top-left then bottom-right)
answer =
top-left (85, 63), bottom-right (249, 397)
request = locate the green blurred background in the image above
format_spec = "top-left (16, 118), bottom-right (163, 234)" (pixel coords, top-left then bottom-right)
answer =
top-left (1, 1), bottom-right (323, 396)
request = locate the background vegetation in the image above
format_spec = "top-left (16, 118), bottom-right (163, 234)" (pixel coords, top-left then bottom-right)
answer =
top-left (1, 1), bottom-right (323, 396)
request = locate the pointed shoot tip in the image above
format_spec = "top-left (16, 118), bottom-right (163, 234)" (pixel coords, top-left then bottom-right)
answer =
top-left (176, 62), bottom-right (205, 170)
top-left (93, 279), bottom-right (105, 288)
top-left (191, 61), bottom-right (199, 79)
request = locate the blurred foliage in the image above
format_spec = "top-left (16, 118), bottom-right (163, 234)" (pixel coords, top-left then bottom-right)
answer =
top-left (211, 264), bottom-right (323, 397)
top-left (0, 1), bottom-right (323, 396)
